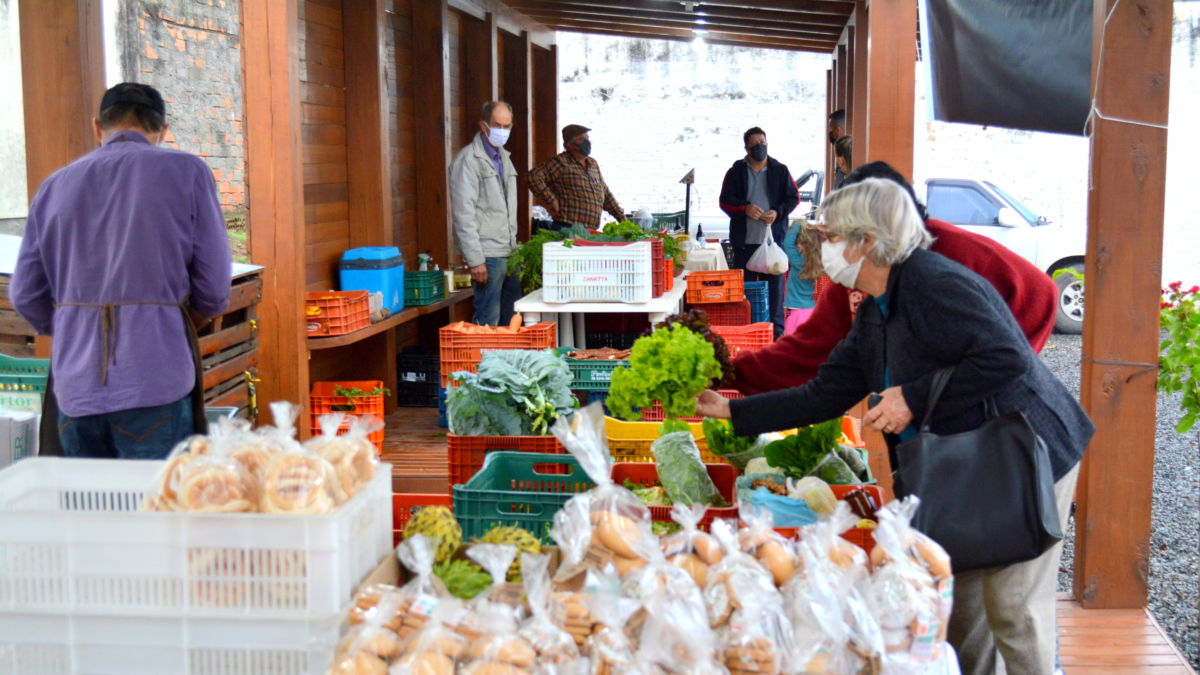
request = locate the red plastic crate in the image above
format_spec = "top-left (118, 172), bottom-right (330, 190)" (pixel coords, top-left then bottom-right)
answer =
top-left (612, 462), bottom-right (738, 531)
top-left (439, 322), bottom-right (557, 387)
top-left (392, 493), bottom-right (454, 546)
top-left (306, 290), bottom-right (371, 336)
top-left (447, 433), bottom-right (567, 486)
top-left (712, 323), bottom-right (773, 358)
top-left (687, 300), bottom-right (751, 326)
top-left (770, 484), bottom-right (886, 553)
top-left (686, 270), bottom-right (745, 304)
top-left (664, 258), bottom-right (674, 291)
top-left (309, 380), bottom-right (387, 451)
top-left (639, 389), bottom-right (744, 422)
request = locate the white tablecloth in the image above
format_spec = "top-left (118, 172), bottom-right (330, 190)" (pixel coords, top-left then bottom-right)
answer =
top-left (514, 275), bottom-right (690, 347)
top-left (683, 247), bottom-right (728, 272)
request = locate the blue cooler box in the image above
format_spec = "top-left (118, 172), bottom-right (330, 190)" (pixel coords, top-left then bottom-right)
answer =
top-left (339, 246), bottom-right (405, 313)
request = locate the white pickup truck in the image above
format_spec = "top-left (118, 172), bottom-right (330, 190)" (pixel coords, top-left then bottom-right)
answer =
top-left (924, 178), bottom-right (1086, 334)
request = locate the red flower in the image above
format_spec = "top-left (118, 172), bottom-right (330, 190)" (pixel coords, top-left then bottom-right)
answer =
top-left (1189, 285), bottom-right (1199, 294)
top-left (1161, 302), bottom-right (1171, 309)
top-left (1169, 280), bottom-right (1183, 291)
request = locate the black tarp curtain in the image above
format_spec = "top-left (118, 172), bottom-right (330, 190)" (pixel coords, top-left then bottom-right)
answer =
top-left (923, 0), bottom-right (1092, 136)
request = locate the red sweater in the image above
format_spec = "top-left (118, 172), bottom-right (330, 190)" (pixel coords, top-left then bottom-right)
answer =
top-left (732, 218), bottom-right (1058, 394)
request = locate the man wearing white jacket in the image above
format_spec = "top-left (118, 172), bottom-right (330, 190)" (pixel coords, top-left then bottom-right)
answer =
top-left (450, 101), bottom-right (521, 325)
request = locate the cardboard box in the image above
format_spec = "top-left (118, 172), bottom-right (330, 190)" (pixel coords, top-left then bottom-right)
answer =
top-left (0, 408), bottom-right (37, 469)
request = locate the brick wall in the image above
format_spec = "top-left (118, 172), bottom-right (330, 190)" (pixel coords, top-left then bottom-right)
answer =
top-left (117, 0), bottom-right (245, 215)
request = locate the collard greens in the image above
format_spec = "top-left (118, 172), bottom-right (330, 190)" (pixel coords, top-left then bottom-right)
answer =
top-left (446, 349), bottom-right (577, 435)
top-left (650, 431), bottom-right (722, 506)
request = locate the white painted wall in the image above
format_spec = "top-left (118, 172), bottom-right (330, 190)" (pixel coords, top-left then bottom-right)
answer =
top-left (0, 0), bottom-right (27, 221)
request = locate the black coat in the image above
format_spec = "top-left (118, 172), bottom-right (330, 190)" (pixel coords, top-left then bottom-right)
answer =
top-left (719, 157), bottom-right (800, 248)
top-left (729, 248), bottom-right (1092, 482)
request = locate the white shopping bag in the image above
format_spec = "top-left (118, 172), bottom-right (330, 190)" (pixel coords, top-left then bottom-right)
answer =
top-left (746, 234), bottom-right (789, 275)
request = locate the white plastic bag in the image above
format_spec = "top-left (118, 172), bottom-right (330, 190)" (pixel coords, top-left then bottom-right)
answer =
top-left (746, 235), bottom-right (789, 275)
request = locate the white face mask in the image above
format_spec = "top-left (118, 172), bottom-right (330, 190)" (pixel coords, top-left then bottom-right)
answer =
top-left (821, 238), bottom-right (864, 288)
top-left (487, 126), bottom-right (511, 147)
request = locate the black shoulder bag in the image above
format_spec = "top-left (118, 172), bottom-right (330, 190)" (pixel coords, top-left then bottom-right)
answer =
top-left (895, 367), bottom-right (1062, 574)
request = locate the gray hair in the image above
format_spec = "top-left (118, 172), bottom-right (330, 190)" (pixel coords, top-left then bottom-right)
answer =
top-left (480, 100), bottom-right (513, 123)
top-left (818, 177), bottom-right (932, 266)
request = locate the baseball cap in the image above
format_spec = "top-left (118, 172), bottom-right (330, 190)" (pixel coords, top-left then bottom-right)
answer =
top-left (561, 124), bottom-right (590, 144)
top-left (99, 82), bottom-right (166, 117)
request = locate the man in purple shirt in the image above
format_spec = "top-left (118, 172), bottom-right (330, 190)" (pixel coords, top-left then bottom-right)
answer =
top-left (10, 82), bottom-right (232, 459)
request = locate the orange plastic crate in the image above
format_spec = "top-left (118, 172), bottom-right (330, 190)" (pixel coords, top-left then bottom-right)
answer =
top-left (309, 380), bottom-right (387, 451)
top-left (393, 493), bottom-right (454, 546)
top-left (439, 322), bottom-right (557, 387)
top-left (639, 389), bottom-right (744, 422)
top-left (447, 433), bottom-right (567, 486)
top-left (686, 270), bottom-right (745, 304)
top-left (306, 291), bottom-right (371, 336)
top-left (712, 323), bottom-right (773, 358)
top-left (612, 462), bottom-right (738, 531)
top-left (687, 300), bottom-right (750, 326)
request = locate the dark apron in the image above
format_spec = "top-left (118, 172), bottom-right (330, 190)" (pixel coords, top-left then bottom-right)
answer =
top-left (38, 304), bottom-right (208, 457)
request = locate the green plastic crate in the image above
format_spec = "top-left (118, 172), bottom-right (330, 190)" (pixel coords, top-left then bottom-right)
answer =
top-left (404, 270), bottom-right (445, 306)
top-left (565, 357), bottom-right (627, 391)
top-left (0, 354), bottom-right (49, 412)
top-left (452, 451), bottom-right (594, 542)
top-left (652, 211), bottom-right (687, 231)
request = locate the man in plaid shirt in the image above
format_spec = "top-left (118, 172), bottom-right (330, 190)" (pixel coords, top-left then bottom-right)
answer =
top-left (528, 124), bottom-right (624, 229)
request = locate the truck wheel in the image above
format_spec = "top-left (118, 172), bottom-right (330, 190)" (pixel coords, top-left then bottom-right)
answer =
top-left (1053, 263), bottom-right (1084, 334)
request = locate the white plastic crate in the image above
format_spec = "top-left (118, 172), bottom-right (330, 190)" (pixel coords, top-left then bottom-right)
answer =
top-left (542, 240), bottom-right (653, 303)
top-left (0, 610), bottom-right (341, 674)
top-left (0, 457), bottom-right (392, 617)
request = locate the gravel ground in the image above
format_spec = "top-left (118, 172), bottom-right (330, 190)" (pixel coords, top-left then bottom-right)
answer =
top-left (1040, 334), bottom-right (1199, 668)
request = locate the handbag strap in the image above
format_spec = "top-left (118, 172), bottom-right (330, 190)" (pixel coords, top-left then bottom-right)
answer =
top-left (918, 366), bottom-right (956, 431)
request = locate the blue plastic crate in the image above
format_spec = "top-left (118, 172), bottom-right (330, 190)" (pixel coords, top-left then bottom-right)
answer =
top-left (438, 387), bottom-right (448, 428)
top-left (745, 281), bottom-right (769, 323)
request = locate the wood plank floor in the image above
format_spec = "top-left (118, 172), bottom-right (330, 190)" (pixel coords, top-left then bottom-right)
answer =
top-left (1058, 594), bottom-right (1194, 674)
top-left (380, 413), bottom-right (1195, 673)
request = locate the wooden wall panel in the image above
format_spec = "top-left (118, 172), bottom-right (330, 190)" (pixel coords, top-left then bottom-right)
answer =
top-left (388, 0), bottom-right (418, 267)
top-left (462, 13), bottom-right (499, 144)
top-left (447, 10), bottom-right (468, 159)
top-left (862, 0), bottom-right (915, 180)
top-left (532, 44), bottom-right (558, 166)
top-left (501, 31), bottom-right (532, 242)
top-left (411, 0), bottom-right (453, 269)
top-left (300, 0), bottom-right (352, 293)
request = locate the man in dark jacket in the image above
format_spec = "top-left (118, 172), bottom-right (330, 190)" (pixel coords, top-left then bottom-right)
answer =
top-left (719, 127), bottom-right (799, 337)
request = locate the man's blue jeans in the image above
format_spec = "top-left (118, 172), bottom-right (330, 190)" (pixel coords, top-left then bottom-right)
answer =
top-left (58, 395), bottom-right (193, 460)
top-left (472, 256), bottom-right (522, 326)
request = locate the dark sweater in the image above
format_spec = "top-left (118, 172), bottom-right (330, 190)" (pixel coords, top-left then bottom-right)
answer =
top-left (729, 248), bottom-right (1092, 482)
top-left (718, 157), bottom-right (800, 247)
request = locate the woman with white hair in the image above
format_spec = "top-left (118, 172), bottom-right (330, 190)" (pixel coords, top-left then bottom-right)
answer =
top-left (696, 178), bottom-right (1092, 675)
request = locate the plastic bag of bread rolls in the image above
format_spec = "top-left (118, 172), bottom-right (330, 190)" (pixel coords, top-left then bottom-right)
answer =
top-left (389, 600), bottom-right (468, 675)
top-left (456, 545), bottom-right (538, 675)
top-left (620, 527), bottom-right (704, 607)
top-left (704, 520), bottom-right (795, 675)
top-left (139, 433), bottom-right (214, 511)
top-left (581, 569), bottom-right (645, 675)
top-left (306, 412), bottom-right (380, 500)
top-left (258, 439), bottom-right (344, 514)
top-left (784, 512), bottom-right (883, 674)
top-left (736, 504), bottom-right (800, 587)
top-left (550, 404), bottom-right (656, 578)
top-left (517, 552), bottom-right (581, 672)
top-left (391, 535), bottom-right (453, 642)
top-left (659, 503), bottom-right (723, 587)
top-left (328, 618), bottom-right (403, 675)
top-left (634, 590), bottom-right (723, 675)
top-left (866, 497), bottom-right (955, 670)
top-left (173, 448), bottom-right (260, 513)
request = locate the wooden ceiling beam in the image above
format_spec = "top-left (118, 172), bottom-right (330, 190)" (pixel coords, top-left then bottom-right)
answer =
top-left (554, 25), bottom-right (835, 52)
top-left (509, 5), bottom-right (842, 40)
top-left (503, 0), bottom-right (850, 27)
top-left (517, 9), bottom-right (841, 41)
top-left (692, 0), bottom-right (853, 14)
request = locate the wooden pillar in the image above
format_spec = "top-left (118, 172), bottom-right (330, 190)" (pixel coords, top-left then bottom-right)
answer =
top-left (844, 26), bottom-right (856, 148)
top-left (462, 12), bottom-right (498, 141)
top-left (836, 43), bottom-right (849, 118)
top-left (532, 44), bottom-right (558, 166)
top-left (863, 0), bottom-right (915, 179)
top-left (412, 0), bottom-right (453, 268)
top-left (850, 1), bottom-right (869, 151)
top-left (1073, 0), bottom-right (1172, 609)
top-left (18, 0), bottom-right (103, 360)
top-left (825, 68), bottom-right (833, 194)
top-left (344, 0), bottom-right (397, 414)
top-left (502, 30), bottom-right (532, 241)
top-left (243, 0), bottom-right (310, 421)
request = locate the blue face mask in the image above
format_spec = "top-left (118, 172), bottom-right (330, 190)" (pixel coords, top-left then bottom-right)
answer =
top-left (576, 139), bottom-right (592, 157)
top-left (748, 143), bottom-right (768, 161)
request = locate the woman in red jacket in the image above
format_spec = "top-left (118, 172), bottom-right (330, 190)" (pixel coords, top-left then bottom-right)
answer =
top-left (732, 162), bottom-right (1058, 394)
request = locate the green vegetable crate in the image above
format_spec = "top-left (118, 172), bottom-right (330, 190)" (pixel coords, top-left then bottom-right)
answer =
top-left (0, 354), bottom-right (48, 413)
top-left (566, 357), bottom-right (628, 391)
top-left (452, 451), bottom-right (595, 543)
top-left (404, 270), bottom-right (446, 306)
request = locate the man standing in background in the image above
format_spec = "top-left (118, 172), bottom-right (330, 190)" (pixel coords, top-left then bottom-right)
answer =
top-left (528, 124), bottom-right (624, 230)
top-left (449, 101), bottom-right (521, 326)
top-left (719, 126), bottom-right (800, 338)
top-left (828, 109), bottom-right (848, 188)
top-left (10, 82), bottom-right (231, 460)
